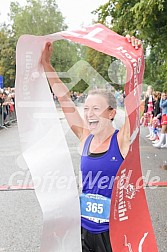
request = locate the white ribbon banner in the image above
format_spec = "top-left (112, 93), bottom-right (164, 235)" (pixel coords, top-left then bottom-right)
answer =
top-left (15, 23), bottom-right (158, 252)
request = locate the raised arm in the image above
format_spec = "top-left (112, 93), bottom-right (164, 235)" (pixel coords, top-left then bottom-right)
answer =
top-left (117, 110), bottom-right (130, 159)
top-left (41, 42), bottom-right (85, 139)
top-left (117, 35), bottom-right (142, 158)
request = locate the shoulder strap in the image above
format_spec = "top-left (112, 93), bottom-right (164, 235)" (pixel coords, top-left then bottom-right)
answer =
top-left (82, 134), bottom-right (94, 156)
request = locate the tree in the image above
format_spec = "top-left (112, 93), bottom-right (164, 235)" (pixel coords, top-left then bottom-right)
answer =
top-left (93, 0), bottom-right (167, 91)
top-left (93, 0), bottom-right (167, 45)
top-left (9, 0), bottom-right (80, 71)
top-left (0, 0), bottom-right (82, 88)
top-left (9, 0), bottom-right (67, 37)
top-left (144, 47), bottom-right (167, 91)
top-left (0, 30), bottom-right (16, 86)
top-left (86, 48), bottom-right (112, 82)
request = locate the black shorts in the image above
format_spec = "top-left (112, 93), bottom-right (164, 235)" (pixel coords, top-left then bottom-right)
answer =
top-left (81, 227), bottom-right (113, 252)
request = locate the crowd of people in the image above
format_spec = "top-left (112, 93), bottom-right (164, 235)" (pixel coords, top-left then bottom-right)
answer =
top-left (140, 85), bottom-right (167, 148)
top-left (1, 85), bottom-right (167, 149)
top-left (54, 89), bottom-right (125, 109)
top-left (0, 87), bottom-right (15, 127)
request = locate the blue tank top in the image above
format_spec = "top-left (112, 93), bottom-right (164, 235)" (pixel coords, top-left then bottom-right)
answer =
top-left (80, 130), bottom-right (124, 234)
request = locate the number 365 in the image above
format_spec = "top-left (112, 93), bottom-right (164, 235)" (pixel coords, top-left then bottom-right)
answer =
top-left (86, 202), bottom-right (103, 214)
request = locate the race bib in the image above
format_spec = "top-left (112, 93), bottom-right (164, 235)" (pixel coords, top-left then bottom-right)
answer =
top-left (80, 193), bottom-right (111, 223)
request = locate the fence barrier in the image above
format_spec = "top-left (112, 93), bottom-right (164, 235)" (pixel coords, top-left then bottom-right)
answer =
top-left (0, 104), bottom-right (17, 129)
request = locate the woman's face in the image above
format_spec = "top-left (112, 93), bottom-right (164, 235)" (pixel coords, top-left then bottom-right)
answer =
top-left (147, 86), bottom-right (153, 95)
top-left (161, 92), bottom-right (167, 100)
top-left (84, 94), bottom-right (115, 134)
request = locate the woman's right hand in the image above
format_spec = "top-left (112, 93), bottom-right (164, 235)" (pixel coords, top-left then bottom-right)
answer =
top-left (41, 42), bottom-right (52, 66)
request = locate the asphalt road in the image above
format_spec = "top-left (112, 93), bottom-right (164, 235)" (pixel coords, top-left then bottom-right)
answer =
top-left (0, 105), bottom-right (166, 252)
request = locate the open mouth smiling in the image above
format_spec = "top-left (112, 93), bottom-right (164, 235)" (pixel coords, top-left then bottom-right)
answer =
top-left (88, 119), bottom-right (99, 129)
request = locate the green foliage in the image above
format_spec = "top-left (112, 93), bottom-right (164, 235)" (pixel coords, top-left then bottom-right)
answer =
top-left (86, 47), bottom-right (112, 82)
top-left (1, 0), bottom-right (166, 92)
top-left (92, 0), bottom-right (167, 92)
top-left (144, 46), bottom-right (167, 91)
top-left (94, 0), bottom-right (167, 43)
top-left (0, 0), bottom-right (82, 88)
top-left (93, 0), bottom-right (139, 35)
top-left (9, 0), bottom-right (67, 38)
top-left (71, 80), bottom-right (89, 93)
top-left (0, 30), bottom-right (16, 86)
top-left (9, 0), bottom-right (80, 77)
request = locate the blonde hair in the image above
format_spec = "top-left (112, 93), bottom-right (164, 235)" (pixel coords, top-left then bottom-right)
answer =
top-left (88, 89), bottom-right (117, 110)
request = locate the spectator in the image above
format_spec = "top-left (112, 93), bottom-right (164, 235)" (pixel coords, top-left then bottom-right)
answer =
top-left (143, 85), bottom-right (154, 137)
top-left (0, 92), bottom-right (8, 123)
top-left (147, 92), bottom-right (161, 141)
top-left (153, 91), bottom-right (167, 148)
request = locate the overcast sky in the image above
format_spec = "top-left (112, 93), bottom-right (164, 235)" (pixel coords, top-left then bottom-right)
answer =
top-left (0, 0), bottom-right (108, 29)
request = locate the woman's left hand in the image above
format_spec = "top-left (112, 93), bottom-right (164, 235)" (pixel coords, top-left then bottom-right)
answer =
top-left (125, 35), bottom-right (142, 50)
